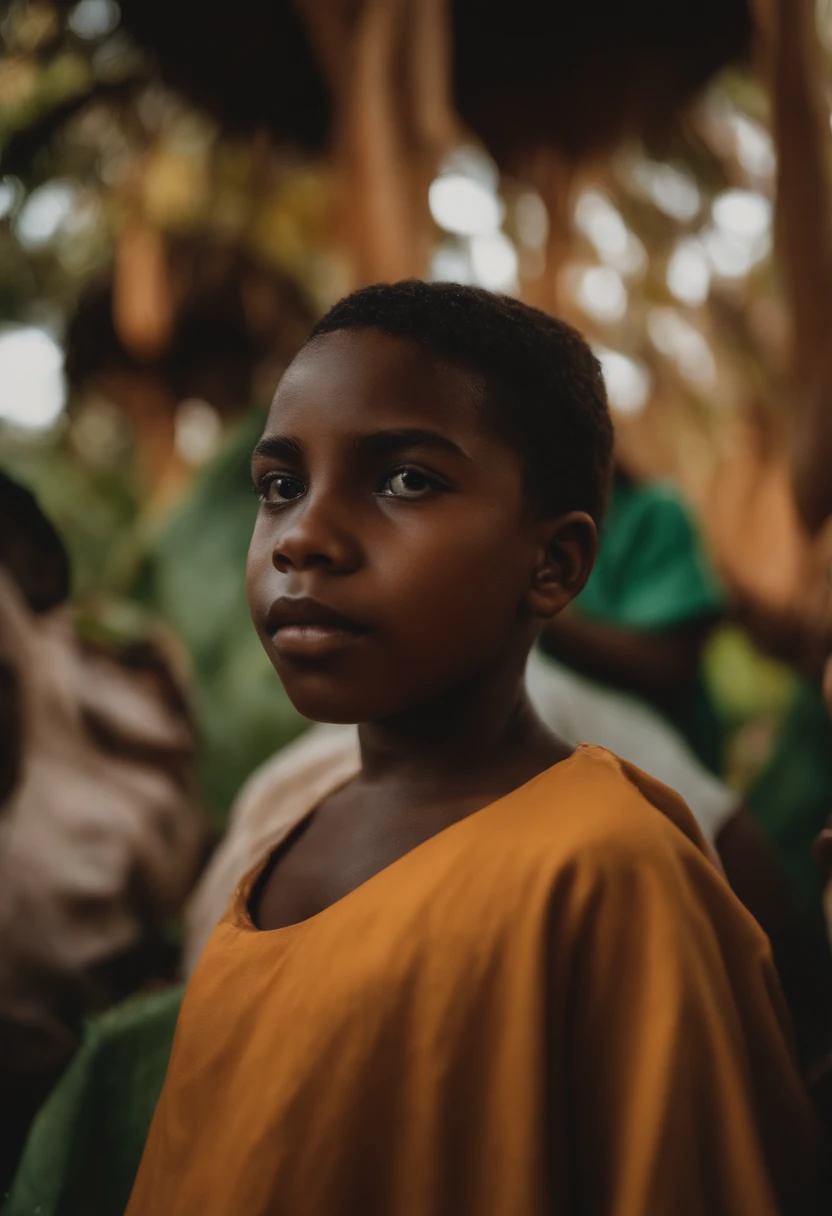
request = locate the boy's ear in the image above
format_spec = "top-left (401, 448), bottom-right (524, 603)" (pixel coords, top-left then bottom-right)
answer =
top-left (525, 511), bottom-right (598, 619)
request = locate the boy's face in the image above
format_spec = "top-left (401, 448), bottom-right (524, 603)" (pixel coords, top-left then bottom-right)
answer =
top-left (248, 328), bottom-right (585, 723)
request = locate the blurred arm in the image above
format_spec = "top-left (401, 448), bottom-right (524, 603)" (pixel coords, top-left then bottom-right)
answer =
top-left (717, 806), bottom-right (832, 1071)
top-left (539, 610), bottom-right (710, 706)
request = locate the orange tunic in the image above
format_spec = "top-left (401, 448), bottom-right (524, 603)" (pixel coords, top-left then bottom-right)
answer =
top-left (127, 746), bottom-right (816, 1215)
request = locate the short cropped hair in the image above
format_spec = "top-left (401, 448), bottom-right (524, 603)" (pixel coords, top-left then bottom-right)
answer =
top-left (309, 281), bottom-right (613, 523)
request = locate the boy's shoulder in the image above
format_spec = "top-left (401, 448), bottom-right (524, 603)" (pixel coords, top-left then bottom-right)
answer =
top-left (475, 743), bottom-right (741, 928)
top-left (462, 744), bottom-right (767, 966)
top-left (498, 743), bottom-right (712, 863)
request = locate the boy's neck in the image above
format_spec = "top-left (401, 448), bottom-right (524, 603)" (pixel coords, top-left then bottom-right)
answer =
top-left (354, 651), bottom-right (570, 801)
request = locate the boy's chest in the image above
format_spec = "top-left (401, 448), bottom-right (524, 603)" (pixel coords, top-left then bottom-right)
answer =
top-left (167, 821), bottom-right (558, 1216)
top-left (253, 787), bottom-right (494, 931)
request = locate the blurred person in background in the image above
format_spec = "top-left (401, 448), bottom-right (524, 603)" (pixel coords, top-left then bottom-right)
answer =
top-left (0, 473), bottom-right (206, 1193)
top-left (541, 462), bottom-right (726, 773)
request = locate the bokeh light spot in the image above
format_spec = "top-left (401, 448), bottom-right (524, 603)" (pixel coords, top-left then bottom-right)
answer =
top-left (572, 266), bottom-right (628, 323)
top-left (429, 174), bottom-right (504, 237)
top-left (628, 160), bottom-right (701, 222)
top-left (0, 327), bottom-right (66, 430)
top-left (666, 239), bottom-right (710, 306)
top-left (712, 190), bottom-right (771, 241)
top-left (15, 181), bottom-right (77, 248)
top-left (68, 0), bottom-right (120, 40)
top-left (469, 232), bottom-right (518, 292)
top-left (515, 191), bottom-right (549, 251)
top-left (595, 347), bottom-right (652, 415)
top-left (174, 399), bottom-right (223, 467)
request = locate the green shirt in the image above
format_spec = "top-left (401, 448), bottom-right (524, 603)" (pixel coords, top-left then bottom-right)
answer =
top-left (3, 989), bottom-right (181, 1216)
top-left (579, 478), bottom-right (725, 630)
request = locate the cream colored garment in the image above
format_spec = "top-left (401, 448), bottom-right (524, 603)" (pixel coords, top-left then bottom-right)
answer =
top-left (184, 650), bottom-right (736, 973)
top-left (0, 571), bottom-right (205, 1050)
top-left (185, 723), bottom-right (360, 975)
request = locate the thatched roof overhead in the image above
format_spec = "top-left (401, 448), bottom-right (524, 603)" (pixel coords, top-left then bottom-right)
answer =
top-left (452, 0), bottom-right (750, 162)
top-left (87, 0), bottom-right (750, 164)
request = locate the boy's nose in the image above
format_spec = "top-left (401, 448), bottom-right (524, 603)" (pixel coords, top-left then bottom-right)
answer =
top-left (270, 500), bottom-right (360, 574)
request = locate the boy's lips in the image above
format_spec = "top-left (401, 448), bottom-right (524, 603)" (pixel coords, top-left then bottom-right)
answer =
top-left (265, 596), bottom-right (370, 658)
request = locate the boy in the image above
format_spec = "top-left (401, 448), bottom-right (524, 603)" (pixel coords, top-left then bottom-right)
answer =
top-left (128, 282), bottom-right (815, 1214)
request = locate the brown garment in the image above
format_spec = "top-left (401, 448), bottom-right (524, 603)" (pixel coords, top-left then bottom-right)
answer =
top-left (130, 746), bottom-right (815, 1215)
top-left (0, 571), bottom-right (205, 1109)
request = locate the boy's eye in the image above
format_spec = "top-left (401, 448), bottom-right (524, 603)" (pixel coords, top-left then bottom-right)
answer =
top-left (379, 468), bottom-right (440, 500)
top-left (261, 474), bottom-right (306, 505)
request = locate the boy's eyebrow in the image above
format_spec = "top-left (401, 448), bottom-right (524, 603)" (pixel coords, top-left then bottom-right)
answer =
top-left (251, 435), bottom-right (304, 464)
top-left (356, 428), bottom-right (470, 462)
top-left (251, 428), bottom-right (470, 465)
